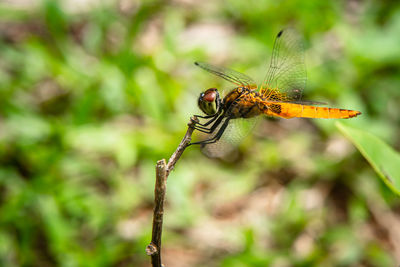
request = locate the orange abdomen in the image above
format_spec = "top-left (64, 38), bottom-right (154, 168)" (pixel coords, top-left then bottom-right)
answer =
top-left (265, 103), bottom-right (361, 119)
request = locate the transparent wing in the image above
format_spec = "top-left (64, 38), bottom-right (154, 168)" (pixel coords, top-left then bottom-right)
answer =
top-left (195, 62), bottom-right (257, 89)
top-left (260, 29), bottom-right (307, 102)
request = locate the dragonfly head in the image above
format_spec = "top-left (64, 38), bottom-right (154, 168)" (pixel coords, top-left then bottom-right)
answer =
top-left (198, 88), bottom-right (221, 115)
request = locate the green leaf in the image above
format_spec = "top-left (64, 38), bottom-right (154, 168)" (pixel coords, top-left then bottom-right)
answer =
top-left (336, 122), bottom-right (400, 196)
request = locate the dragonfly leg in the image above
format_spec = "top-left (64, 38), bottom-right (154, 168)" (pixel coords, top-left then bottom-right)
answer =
top-left (193, 127), bottom-right (214, 134)
top-left (193, 118), bottom-right (219, 129)
top-left (193, 113), bottom-right (221, 127)
top-left (193, 114), bottom-right (225, 133)
top-left (189, 117), bottom-right (230, 146)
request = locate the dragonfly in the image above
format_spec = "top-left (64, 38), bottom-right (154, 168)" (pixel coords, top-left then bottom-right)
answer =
top-left (190, 29), bottom-right (361, 155)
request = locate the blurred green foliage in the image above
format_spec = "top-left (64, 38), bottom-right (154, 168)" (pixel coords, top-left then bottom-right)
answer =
top-left (0, 0), bottom-right (399, 266)
top-left (337, 122), bottom-right (400, 196)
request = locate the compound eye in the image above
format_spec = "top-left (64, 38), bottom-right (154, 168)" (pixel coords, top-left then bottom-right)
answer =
top-left (198, 88), bottom-right (219, 116)
top-left (203, 90), bottom-right (216, 102)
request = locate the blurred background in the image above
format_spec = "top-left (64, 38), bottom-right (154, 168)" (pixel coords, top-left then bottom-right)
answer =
top-left (0, 0), bottom-right (400, 266)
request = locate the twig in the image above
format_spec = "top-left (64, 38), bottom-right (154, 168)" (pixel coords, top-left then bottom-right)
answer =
top-left (166, 117), bottom-right (198, 175)
top-left (146, 117), bottom-right (198, 267)
top-left (146, 159), bottom-right (167, 267)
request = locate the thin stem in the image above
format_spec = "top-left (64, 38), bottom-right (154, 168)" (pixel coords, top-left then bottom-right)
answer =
top-left (146, 117), bottom-right (198, 267)
top-left (146, 159), bottom-right (167, 267)
top-left (166, 117), bottom-right (198, 176)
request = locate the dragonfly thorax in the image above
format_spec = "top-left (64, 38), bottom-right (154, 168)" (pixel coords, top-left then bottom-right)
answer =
top-left (198, 88), bottom-right (222, 115)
